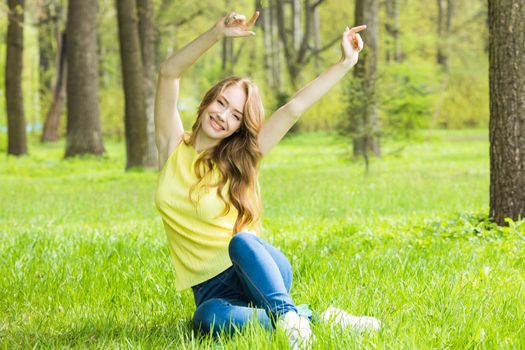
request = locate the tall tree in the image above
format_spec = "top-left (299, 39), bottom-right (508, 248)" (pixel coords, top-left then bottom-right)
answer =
top-left (65, 0), bottom-right (104, 156)
top-left (5, 0), bottom-right (27, 156)
top-left (488, 0), bottom-right (525, 225)
top-left (385, 0), bottom-right (402, 62)
top-left (137, 0), bottom-right (157, 167)
top-left (256, 0), bottom-right (283, 94)
top-left (41, 31), bottom-right (67, 142)
top-left (116, 0), bottom-right (149, 169)
top-left (437, 0), bottom-right (453, 71)
top-left (275, 0), bottom-right (336, 89)
top-left (347, 0), bottom-right (380, 162)
top-left (40, 0), bottom-right (67, 142)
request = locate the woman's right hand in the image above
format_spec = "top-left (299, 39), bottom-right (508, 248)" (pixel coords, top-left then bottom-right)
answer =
top-left (215, 11), bottom-right (259, 38)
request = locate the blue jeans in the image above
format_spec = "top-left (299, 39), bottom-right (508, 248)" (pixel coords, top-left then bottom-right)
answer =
top-left (192, 232), bottom-right (298, 335)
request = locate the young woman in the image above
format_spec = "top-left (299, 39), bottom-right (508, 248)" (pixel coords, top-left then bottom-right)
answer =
top-left (154, 11), bottom-right (380, 348)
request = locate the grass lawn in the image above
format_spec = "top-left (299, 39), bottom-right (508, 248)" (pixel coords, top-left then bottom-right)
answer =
top-left (1, 129), bottom-right (524, 349)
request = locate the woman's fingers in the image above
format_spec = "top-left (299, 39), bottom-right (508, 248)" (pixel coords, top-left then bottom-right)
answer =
top-left (246, 11), bottom-right (260, 27)
top-left (349, 24), bottom-right (367, 35)
top-left (345, 25), bottom-right (365, 51)
top-left (225, 11), bottom-right (259, 28)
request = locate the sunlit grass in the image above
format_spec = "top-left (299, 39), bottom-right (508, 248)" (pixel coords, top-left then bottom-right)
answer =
top-left (1, 129), bottom-right (524, 349)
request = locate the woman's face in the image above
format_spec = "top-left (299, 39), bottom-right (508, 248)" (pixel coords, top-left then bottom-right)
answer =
top-left (201, 84), bottom-right (246, 140)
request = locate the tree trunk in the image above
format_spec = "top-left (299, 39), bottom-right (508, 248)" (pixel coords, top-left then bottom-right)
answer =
top-left (222, 36), bottom-right (234, 75)
top-left (436, 0), bottom-right (452, 71)
top-left (275, 0), bottom-right (332, 90)
top-left (292, 0), bottom-right (301, 51)
top-left (5, 0), bottom-right (27, 156)
top-left (41, 31), bottom-right (67, 142)
top-left (385, 0), bottom-right (401, 62)
top-left (137, 0), bottom-right (157, 168)
top-left (257, 0), bottom-right (275, 91)
top-left (312, 1), bottom-right (321, 72)
top-left (350, 0), bottom-right (380, 159)
top-left (65, 0), bottom-right (104, 156)
top-left (270, 0), bottom-right (282, 94)
top-left (116, 0), bottom-right (149, 169)
top-left (488, 0), bottom-right (525, 224)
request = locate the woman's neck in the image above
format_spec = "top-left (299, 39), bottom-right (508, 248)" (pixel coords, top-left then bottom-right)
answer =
top-left (193, 129), bottom-right (219, 153)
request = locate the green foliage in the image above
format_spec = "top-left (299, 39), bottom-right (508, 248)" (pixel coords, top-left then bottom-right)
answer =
top-left (378, 60), bottom-right (440, 139)
top-left (437, 61), bottom-right (490, 128)
top-left (100, 86), bottom-right (125, 139)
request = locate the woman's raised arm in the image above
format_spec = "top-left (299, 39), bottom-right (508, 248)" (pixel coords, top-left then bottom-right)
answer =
top-left (258, 25), bottom-right (366, 156)
top-left (155, 11), bottom-right (259, 169)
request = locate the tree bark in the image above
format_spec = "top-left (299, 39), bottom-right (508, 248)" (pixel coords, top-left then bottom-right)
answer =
top-left (385, 0), bottom-right (402, 62)
top-left (270, 0), bottom-right (282, 93)
top-left (350, 0), bottom-right (380, 159)
top-left (489, 0), bottom-right (525, 224)
top-left (437, 0), bottom-right (453, 71)
top-left (137, 0), bottom-right (157, 168)
top-left (5, 0), bottom-right (27, 156)
top-left (275, 0), bottom-right (331, 90)
top-left (41, 31), bottom-right (67, 142)
top-left (311, 1), bottom-right (321, 71)
top-left (116, 0), bottom-right (149, 169)
top-left (65, 0), bottom-right (104, 156)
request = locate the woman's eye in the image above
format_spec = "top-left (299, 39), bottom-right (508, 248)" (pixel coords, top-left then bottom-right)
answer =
top-left (217, 100), bottom-right (224, 106)
top-left (234, 115), bottom-right (241, 121)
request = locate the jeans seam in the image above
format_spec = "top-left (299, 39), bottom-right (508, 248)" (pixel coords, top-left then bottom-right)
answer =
top-left (230, 256), bottom-right (279, 316)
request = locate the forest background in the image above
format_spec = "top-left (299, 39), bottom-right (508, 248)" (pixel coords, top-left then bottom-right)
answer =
top-left (0, 0), bottom-right (488, 144)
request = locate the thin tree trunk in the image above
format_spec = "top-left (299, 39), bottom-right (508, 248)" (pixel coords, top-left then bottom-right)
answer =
top-left (222, 36), bottom-right (234, 75)
top-left (292, 0), bottom-right (301, 51)
top-left (350, 0), bottom-right (380, 159)
top-left (116, 0), bottom-right (148, 169)
top-left (5, 0), bottom-right (27, 156)
top-left (41, 31), bottom-right (67, 142)
top-left (65, 0), bottom-right (104, 156)
top-left (312, 1), bottom-right (321, 72)
top-left (385, 0), bottom-right (401, 62)
top-left (270, 0), bottom-right (282, 93)
top-left (488, 0), bottom-right (525, 224)
top-left (257, 0), bottom-right (275, 90)
top-left (437, 0), bottom-right (452, 71)
top-left (137, 0), bottom-right (157, 168)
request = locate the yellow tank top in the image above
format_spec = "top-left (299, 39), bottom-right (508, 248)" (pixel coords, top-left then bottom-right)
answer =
top-left (155, 136), bottom-right (258, 290)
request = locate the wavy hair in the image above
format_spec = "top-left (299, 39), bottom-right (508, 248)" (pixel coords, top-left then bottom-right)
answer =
top-left (183, 76), bottom-right (265, 234)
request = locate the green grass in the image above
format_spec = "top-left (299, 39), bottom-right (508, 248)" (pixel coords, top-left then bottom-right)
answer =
top-left (1, 130), bottom-right (524, 349)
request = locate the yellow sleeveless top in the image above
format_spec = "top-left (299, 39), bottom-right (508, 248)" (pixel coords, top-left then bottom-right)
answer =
top-left (155, 136), bottom-right (259, 290)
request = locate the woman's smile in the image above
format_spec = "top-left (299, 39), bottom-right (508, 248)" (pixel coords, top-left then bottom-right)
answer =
top-left (209, 115), bottom-right (225, 131)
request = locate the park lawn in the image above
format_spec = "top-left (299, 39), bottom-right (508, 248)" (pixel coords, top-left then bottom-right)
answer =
top-left (1, 129), bottom-right (524, 349)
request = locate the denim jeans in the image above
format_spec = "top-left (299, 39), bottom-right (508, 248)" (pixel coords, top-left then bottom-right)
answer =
top-left (192, 232), bottom-right (298, 335)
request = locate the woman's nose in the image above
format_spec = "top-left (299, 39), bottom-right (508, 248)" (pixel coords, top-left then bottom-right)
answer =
top-left (216, 112), bottom-right (226, 122)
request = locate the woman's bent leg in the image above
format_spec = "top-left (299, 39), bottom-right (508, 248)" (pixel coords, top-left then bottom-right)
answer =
top-left (256, 238), bottom-right (293, 293)
top-left (193, 298), bottom-right (270, 336)
top-left (228, 232), bottom-right (297, 320)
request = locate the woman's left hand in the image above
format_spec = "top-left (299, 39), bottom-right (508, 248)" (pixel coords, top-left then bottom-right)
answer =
top-left (216, 11), bottom-right (260, 38)
top-left (340, 25), bottom-right (366, 66)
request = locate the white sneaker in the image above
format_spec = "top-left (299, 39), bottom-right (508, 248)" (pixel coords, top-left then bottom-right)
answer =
top-left (276, 311), bottom-right (313, 349)
top-left (321, 306), bottom-right (381, 332)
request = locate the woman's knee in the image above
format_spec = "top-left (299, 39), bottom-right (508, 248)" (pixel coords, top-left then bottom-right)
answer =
top-left (228, 231), bottom-right (258, 259)
top-left (193, 299), bottom-right (232, 336)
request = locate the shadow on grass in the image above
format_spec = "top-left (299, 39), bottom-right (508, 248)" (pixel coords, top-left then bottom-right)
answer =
top-left (4, 318), bottom-right (207, 348)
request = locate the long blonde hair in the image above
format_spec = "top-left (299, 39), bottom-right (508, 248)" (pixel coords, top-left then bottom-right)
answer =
top-left (184, 76), bottom-right (265, 234)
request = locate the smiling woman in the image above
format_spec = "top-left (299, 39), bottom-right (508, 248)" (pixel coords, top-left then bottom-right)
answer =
top-left (198, 79), bottom-right (252, 140)
top-left (153, 9), bottom-right (377, 349)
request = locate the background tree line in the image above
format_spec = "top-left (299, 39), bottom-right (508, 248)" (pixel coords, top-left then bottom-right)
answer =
top-left (1, 0), bottom-right (523, 223)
